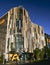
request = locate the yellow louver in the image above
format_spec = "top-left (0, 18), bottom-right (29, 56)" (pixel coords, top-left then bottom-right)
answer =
top-left (12, 54), bottom-right (19, 61)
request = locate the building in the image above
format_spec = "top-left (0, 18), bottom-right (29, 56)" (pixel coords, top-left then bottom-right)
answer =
top-left (31, 22), bottom-right (45, 50)
top-left (0, 14), bottom-right (7, 54)
top-left (45, 33), bottom-right (50, 48)
top-left (0, 6), bottom-right (46, 61)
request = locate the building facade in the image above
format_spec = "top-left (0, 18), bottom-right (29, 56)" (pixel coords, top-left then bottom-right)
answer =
top-left (0, 14), bottom-right (7, 55)
top-left (45, 33), bottom-right (50, 48)
top-left (0, 6), bottom-right (46, 61)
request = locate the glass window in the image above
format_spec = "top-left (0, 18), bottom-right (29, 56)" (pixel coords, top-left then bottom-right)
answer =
top-left (16, 19), bottom-right (22, 32)
top-left (24, 10), bottom-right (25, 16)
top-left (36, 33), bottom-right (38, 39)
top-left (41, 40), bottom-right (44, 46)
top-left (41, 30), bottom-right (43, 35)
top-left (34, 28), bottom-right (36, 32)
top-left (30, 28), bottom-right (31, 33)
top-left (16, 19), bottom-right (19, 27)
top-left (38, 25), bottom-right (40, 34)
top-left (26, 32), bottom-right (27, 38)
top-left (16, 34), bottom-right (24, 43)
top-left (19, 8), bottom-right (23, 14)
top-left (18, 8), bottom-right (23, 20)
top-left (15, 34), bottom-right (24, 52)
top-left (7, 38), bottom-right (9, 48)
top-left (11, 42), bottom-right (13, 50)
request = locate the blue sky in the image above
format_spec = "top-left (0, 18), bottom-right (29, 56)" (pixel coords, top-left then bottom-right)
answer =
top-left (0, 0), bottom-right (50, 35)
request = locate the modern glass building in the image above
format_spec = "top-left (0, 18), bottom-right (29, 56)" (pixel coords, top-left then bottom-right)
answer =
top-left (0, 6), bottom-right (46, 61)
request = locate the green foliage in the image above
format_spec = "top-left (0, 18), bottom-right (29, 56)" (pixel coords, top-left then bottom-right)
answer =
top-left (43, 46), bottom-right (50, 58)
top-left (34, 47), bottom-right (50, 61)
top-left (45, 47), bottom-right (50, 57)
top-left (39, 49), bottom-right (45, 60)
top-left (34, 48), bottom-right (41, 61)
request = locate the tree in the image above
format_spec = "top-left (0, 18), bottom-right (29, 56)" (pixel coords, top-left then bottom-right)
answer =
top-left (39, 49), bottom-right (45, 60)
top-left (34, 48), bottom-right (41, 61)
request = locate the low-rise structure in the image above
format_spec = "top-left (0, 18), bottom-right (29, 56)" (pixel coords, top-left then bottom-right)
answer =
top-left (45, 33), bottom-right (50, 48)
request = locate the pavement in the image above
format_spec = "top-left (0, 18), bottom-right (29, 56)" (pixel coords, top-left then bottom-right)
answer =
top-left (25, 59), bottom-right (50, 65)
top-left (1, 58), bottom-right (50, 65)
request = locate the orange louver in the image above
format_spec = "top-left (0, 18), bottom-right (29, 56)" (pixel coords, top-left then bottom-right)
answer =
top-left (48, 39), bottom-right (50, 43)
top-left (0, 19), bottom-right (4, 25)
top-left (47, 39), bottom-right (50, 43)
